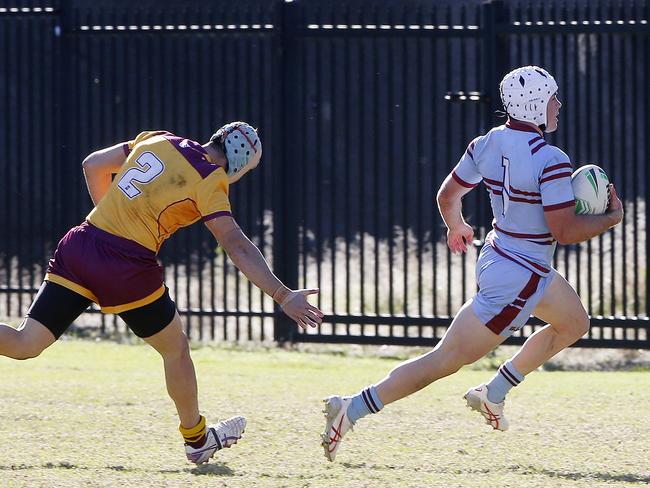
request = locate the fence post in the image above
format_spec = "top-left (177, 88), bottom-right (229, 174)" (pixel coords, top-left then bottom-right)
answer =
top-left (272, 0), bottom-right (301, 343)
top-left (481, 0), bottom-right (508, 132)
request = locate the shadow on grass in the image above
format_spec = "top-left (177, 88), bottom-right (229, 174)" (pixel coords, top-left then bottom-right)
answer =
top-left (0, 462), bottom-right (83, 471)
top-left (189, 462), bottom-right (234, 476)
top-left (543, 469), bottom-right (650, 485)
top-left (157, 462), bottom-right (235, 476)
top-left (513, 465), bottom-right (650, 485)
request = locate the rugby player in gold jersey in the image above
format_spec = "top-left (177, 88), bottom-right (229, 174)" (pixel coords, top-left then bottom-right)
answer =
top-left (0, 122), bottom-right (323, 464)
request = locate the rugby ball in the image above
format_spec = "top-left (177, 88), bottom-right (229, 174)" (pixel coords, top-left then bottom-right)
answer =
top-left (571, 164), bottom-right (609, 215)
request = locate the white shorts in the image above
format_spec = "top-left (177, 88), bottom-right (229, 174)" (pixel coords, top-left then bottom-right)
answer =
top-left (472, 244), bottom-right (554, 337)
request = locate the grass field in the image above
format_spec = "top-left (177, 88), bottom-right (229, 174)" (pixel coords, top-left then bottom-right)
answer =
top-left (0, 340), bottom-right (648, 488)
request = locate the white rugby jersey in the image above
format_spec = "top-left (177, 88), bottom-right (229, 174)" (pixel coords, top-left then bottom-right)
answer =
top-left (451, 119), bottom-right (575, 276)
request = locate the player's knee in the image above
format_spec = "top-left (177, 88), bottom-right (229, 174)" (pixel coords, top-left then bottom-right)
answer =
top-left (163, 335), bottom-right (191, 362)
top-left (565, 309), bottom-right (590, 338)
top-left (432, 346), bottom-right (468, 375)
top-left (553, 310), bottom-right (589, 340)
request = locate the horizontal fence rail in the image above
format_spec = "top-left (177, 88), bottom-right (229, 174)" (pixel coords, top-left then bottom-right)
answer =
top-left (0, 0), bottom-right (648, 349)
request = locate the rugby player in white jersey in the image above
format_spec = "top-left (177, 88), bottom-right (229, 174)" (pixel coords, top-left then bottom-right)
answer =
top-left (321, 66), bottom-right (624, 461)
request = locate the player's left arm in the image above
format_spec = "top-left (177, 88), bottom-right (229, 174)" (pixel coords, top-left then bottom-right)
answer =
top-left (437, 172), bottom-right (476, 254)
top-left (204, 215), bottom-right (324, 330)
top-left (82, 142), bottom-right (129, 206)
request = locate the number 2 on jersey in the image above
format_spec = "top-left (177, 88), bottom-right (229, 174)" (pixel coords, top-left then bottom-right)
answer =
top-left (117, 151), bottom-right (165, 199)
top-left (501, 156), bottom-right (511, 216)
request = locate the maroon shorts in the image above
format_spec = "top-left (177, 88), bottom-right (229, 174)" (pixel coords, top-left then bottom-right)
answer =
top-left (46, 221), bottom-right (165, 313)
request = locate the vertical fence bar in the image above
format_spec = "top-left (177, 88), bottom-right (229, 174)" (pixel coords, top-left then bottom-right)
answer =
top-left (400, 2), bottom-right (409, 327)
top-left (431, 3), bottom-right (439, 320)
top-left (273, 0), bottom-right (300, 342)
top-left (343, 3), bottom-right (351, 336)
top-left (358, 4), bottom-right (367, 335)
top-left (415, 3), bottom-right (423, 337)
top-left (2, 11), bottom-right (8, 315)
top-left (645, 0), bottom-right (650, 322)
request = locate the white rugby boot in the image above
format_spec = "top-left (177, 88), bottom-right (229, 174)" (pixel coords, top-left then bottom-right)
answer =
top-left (185, 416), bottom-right (247, 465)
top-left (321, 396), bottom-right (354, 462)
top-left (463, 384), bottom-right (509, 431)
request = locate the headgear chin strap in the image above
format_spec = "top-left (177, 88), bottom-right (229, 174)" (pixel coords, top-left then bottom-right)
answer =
top-left (210, 122), bottom-right (262, 183)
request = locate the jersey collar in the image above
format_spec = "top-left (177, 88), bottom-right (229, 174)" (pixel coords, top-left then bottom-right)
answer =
top-left (506, 119), bottom-right (543, 137)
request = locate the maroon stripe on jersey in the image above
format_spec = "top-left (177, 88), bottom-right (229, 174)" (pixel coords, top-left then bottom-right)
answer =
top-left (542, 162), bottom-right (572, 174)
top-left (485, 273), bottom-right (541, 334)
top-left (201, 210), bottom-right (232, 223)
top-left (466, 141), bottom-right (476, 160)
top-left (529, 239), bottom-right (555, 245)
top-left (494, 224), bottom-right (552, 239)
top-left (543, 199), bottom-right (575, 211)
top-left (489, 239), bottom-right (551, 274)
top-left (506, 119), bottom-right (542, 134)
top-left (452, 171), bottom-right (479, 188)
top-left (510, 187), bottom-right (541, 197)
top-left (539, 172), bottom-right (572, 184)
top-left (528, 136), bottom-right (543, 146)
top-left (165, 135), bottom-right (219, 179)
top-left (509, 195), bottom-right (542, 204)
top-left (513, 298), bottom-right (526, 307)
top-left (484, 178), bottom-right (541, 198)
top-left (483, 176), bottom-right (502, 186)
top-left (531, 141), bottom-right (548, 155)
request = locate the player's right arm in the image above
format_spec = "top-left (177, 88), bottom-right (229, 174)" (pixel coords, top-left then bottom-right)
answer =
top-left (82, 142), bottom-right (129, 206)
top-left (437, 173), bottom-right (476, 254)
top-left (438, 137), bottom-right (482, 254)
top-left (204, 215), bottom-right (324, 330)
top-left (544, 184), bottom-right (624, 244)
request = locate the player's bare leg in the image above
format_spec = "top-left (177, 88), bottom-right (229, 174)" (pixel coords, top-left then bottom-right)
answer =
top-left (144, 312), bottom-right (201, 428)
top-left (374, 302), bottom-right (503, 404)
top-left (145, 312), bottom-right (245, 464)
top-left (322, 301), bottom-right (503, 461)
top-left (469, 271), bottom-right (589, 430)
top-left (511, 271), bottom-right (589, 374)
top-left (0, 318), bottom-right (55, 360)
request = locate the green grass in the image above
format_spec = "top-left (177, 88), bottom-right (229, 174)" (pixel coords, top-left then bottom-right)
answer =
top-left (0, 341), bottom-right (648, 488)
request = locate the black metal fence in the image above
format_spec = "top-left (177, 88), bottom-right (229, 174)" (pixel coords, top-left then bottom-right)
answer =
top-left (0, 0), bottom-right (648, 349)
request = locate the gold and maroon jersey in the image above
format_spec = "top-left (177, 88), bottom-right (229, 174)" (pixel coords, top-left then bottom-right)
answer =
top-left (87, 131), bottom-right (231, 253)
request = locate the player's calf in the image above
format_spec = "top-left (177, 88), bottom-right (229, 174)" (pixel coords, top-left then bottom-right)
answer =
top-left (0, 321), bottom-right (50, 360)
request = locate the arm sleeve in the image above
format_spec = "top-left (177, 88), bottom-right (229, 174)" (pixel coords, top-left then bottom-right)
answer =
top-left (195, 170), bottom-right (232, 221)
top-left (451, 137), bottom-right (482, 188)
top-left (540, 153), bottom-right (575, 211)
top-left (124, 130), bottom-right (174, 156)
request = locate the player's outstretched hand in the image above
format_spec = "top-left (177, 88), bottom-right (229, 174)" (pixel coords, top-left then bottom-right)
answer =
top-left (280, 289), bottom-right (324, 330)
top-left (606, 184), bottom-right (624, 227)
top-left (447, 222), bottom-right (474, 255)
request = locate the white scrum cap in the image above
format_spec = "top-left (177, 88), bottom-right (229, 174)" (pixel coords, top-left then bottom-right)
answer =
top-left (499, 66), bottom-right (558, 128)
